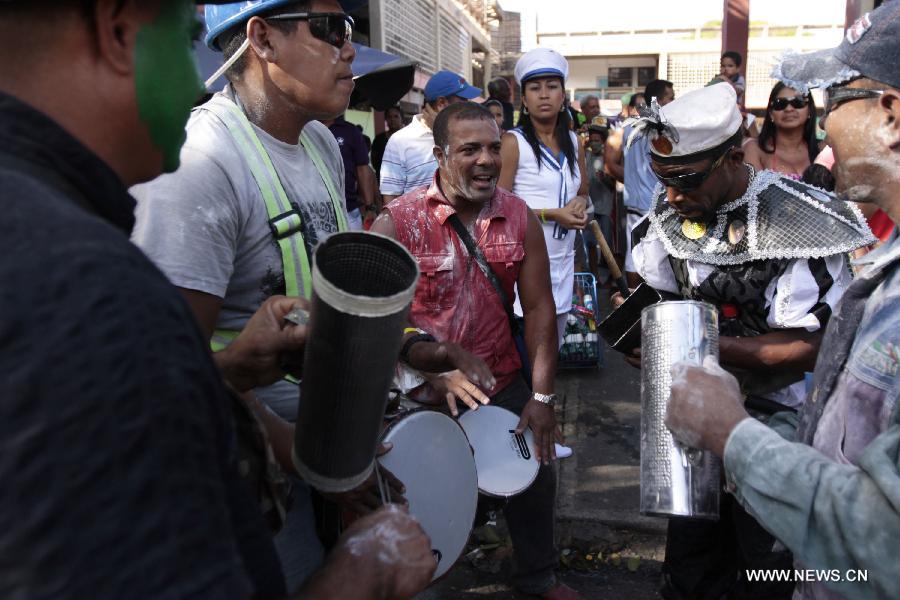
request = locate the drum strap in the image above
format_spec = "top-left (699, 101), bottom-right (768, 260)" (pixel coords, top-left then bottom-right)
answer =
top-left (447, 214), bottom-right (532, 383)
top-left (446, 214), bottom-right (519, 335)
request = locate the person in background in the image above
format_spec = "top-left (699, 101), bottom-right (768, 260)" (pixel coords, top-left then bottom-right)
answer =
top-left (585, 117), bottom-right (615, 279)
top-left (605, 79), bottom-right (675, 287)
top-left (324, 114), bottom-right (376, 229)
top-left (499, 47), bottom-right (589, 349)
top-left (619, 92), bottom-right (646, 120)
top-left (371, 105), bottom-right (403, 180)
top-left (666, 3), bottom-right (900, 598)
top-left (380, 70), bottom-right (481, 204)
top-left (577, 94), bottom-right (600, 133)
top-left (709, 50), bottom-right (746, 106)
top-left (488, 75), bottom-right (516, 131)
top-left (484, 98), bottom-right (506, 132)
top-left (743, 82), bottom-right (823, 179)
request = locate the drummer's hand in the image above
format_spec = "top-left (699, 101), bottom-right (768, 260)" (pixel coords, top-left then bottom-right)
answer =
top-left (625, 346), bottom-right (641, 369)
top-left (408, 342), bottom-right (496, 389)
top-left (321, 443), bottom-right (407, 514)
top-left (427, 369), bottom-right (491, 417)
top-left (216, 296), bottom-right (308, 392)
top-left (516, 399), bottom-right (564, 465)
top-left (318, 504), bottom-right (436, 600)
top-left (666, 356), bottom-right (749, 458)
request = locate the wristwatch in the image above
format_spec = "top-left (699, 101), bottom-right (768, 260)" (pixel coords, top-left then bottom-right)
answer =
top-left (531, 392), bottom-right (557, 406)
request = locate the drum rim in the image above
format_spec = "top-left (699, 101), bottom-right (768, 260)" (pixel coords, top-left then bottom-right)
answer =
top-left (378, 406), bottom-right (478, 582)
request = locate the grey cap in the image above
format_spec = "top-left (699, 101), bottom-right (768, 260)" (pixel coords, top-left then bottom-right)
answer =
top-left (774, 0), bottom-right (899, 92)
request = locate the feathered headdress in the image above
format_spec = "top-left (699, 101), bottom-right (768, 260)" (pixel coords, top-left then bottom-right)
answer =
top-left (623, 98), bottom-right (680, 156)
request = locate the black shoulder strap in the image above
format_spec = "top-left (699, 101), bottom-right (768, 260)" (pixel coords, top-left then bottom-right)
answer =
top-left (446, 213), bottom-right (521, 336)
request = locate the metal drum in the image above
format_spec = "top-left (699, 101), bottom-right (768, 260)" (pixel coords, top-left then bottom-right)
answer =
top-left (293, 232), bottom-right (419, 493)
top-left (640, 301), bottom-right (722, 520)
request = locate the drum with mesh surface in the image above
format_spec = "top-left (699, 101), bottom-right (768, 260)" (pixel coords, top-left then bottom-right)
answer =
top-left (459, 405), bottom-right (539, 498)
top-left (378, 410), bottom-right (478, 581)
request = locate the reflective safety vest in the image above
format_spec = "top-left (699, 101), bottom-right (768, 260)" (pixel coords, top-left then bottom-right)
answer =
top-left (204, 95), bottom-right (348, 380)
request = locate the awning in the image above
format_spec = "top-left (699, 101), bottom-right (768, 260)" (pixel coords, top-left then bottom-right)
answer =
top-left (349, 43), bottom-right (416, 111)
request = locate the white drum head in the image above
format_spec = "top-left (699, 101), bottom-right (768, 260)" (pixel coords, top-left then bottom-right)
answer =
top-left (459, 405), bottom-right (539, 497)
top-left (379, 410), bottom-right (477, 581)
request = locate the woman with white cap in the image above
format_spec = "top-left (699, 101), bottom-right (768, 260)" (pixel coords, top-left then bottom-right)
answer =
top-left (499, 48), bottom-right (590, 348)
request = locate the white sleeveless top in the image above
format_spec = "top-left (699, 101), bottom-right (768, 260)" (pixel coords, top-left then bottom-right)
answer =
top-left (509, 128), bottom-right (582, 315)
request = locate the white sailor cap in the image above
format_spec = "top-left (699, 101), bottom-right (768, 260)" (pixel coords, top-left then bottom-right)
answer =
top-left (514, 48), bottom-right (569, 86)
top-left (629, 83), bottom-right (743, 165)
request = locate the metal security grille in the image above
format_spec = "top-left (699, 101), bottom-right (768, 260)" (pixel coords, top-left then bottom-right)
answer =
top-left (744, 50), bottom-right (783, 109)
top-left (666, 53), bottom-right (720, 98)
top-left (383, 0), bottom-right (437, 74)
top-left (439, 14), bottom-right (470, 75)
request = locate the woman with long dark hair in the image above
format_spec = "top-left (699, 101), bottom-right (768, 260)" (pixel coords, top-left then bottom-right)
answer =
top-left (744, 82), bottom-right (823, 179)
top-left (499, 48), bottom-right (589, 348)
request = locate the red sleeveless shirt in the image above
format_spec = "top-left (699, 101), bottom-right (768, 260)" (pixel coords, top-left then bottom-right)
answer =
top-left (386, 177), bottom-right (530, 393)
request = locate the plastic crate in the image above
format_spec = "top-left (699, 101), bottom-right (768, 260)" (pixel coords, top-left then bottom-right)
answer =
top-left (558, 272), bottom-right (604, 369)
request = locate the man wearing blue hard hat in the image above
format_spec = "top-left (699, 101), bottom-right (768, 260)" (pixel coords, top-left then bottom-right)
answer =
top-left (666, 2), bottom-right (900, 599)
top-left (380, 69), bottom-right (481, 203)
top-left (131, 0), bottom-right (371, 590)
top-left (0, 0), bottom-right (436, 598)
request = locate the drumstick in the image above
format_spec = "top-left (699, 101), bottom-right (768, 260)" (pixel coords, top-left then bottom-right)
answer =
top-left (589, 220), bottom-right (630, 298)
top-left (374, 463), bottom-right (389, 505)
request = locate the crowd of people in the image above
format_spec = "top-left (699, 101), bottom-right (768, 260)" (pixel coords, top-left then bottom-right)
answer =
top-left (0, 0), bottom-right (898, 599)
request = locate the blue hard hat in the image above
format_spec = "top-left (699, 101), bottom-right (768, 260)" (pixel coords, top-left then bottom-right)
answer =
top-left (205, 0), bottom-right (367, 51)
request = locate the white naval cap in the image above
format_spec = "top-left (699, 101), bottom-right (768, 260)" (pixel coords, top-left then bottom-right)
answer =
top-left (514, 47), bottom-right (569, 86)
top-left (629, 82), bottom-right (743, 164)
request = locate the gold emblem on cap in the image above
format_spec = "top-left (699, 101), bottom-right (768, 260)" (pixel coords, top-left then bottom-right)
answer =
top-left (651, 136), bottom-right (673, 156)
top-left (681, 219), bottom-right (707, 240)
top-left (728, 219), bottom-right (746, 245)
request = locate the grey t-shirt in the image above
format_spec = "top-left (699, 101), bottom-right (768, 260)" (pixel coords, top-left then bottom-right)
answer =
top-left (132, 91), bottom-right (346, 420)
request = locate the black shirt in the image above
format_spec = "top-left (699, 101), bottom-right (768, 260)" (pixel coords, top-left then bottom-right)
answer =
top-left (0, 92), bottom-right (284, 598)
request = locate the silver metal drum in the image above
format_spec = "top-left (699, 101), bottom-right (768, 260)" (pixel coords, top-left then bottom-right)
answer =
top-left (640, 301), bottom-right (722, 520)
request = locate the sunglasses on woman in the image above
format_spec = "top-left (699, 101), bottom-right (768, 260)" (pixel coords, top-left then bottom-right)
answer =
top-left (770, 95), bottom-right (809, 111)
top-left (266, 12), bottom-right (354, 49)
top-left (652, 151), bottom-right (729, 192)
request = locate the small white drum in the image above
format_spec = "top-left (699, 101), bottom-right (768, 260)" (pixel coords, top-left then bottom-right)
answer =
top-left (378, 410), bottom-right (478, 581)
top-left (459, 405), bottom-right (539, 498)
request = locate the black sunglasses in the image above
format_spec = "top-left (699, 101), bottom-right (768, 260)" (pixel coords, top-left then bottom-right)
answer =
top-left (266, 12), bottom-right (354, 49)
top-left (652, 151), bottom-right (728, 192)
top-left (770, 95), bottom-right (809, 111)
top-left (822, 87), bottom-right (884, 119)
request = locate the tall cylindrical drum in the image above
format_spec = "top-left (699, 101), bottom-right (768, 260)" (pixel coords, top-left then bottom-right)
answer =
top-left (293, 232), bottom-right (419, 493)
top-left (640, 300), bottom-right (722, 520)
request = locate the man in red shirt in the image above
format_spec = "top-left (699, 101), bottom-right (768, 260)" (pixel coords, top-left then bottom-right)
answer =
top-left (371, 102), bottom-right (578, 599)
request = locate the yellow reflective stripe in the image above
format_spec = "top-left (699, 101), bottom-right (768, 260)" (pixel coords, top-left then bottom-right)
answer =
top-left (210, 329), bottom-right (239, 353)
top-left (218, 101), bottom-right (311, 298)
top-left (211, 329), bottom-right (300, 385)
top-left (272, 213), bottom-right (303, 238)
top-left (300, 129), bottom-right (349, 233)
